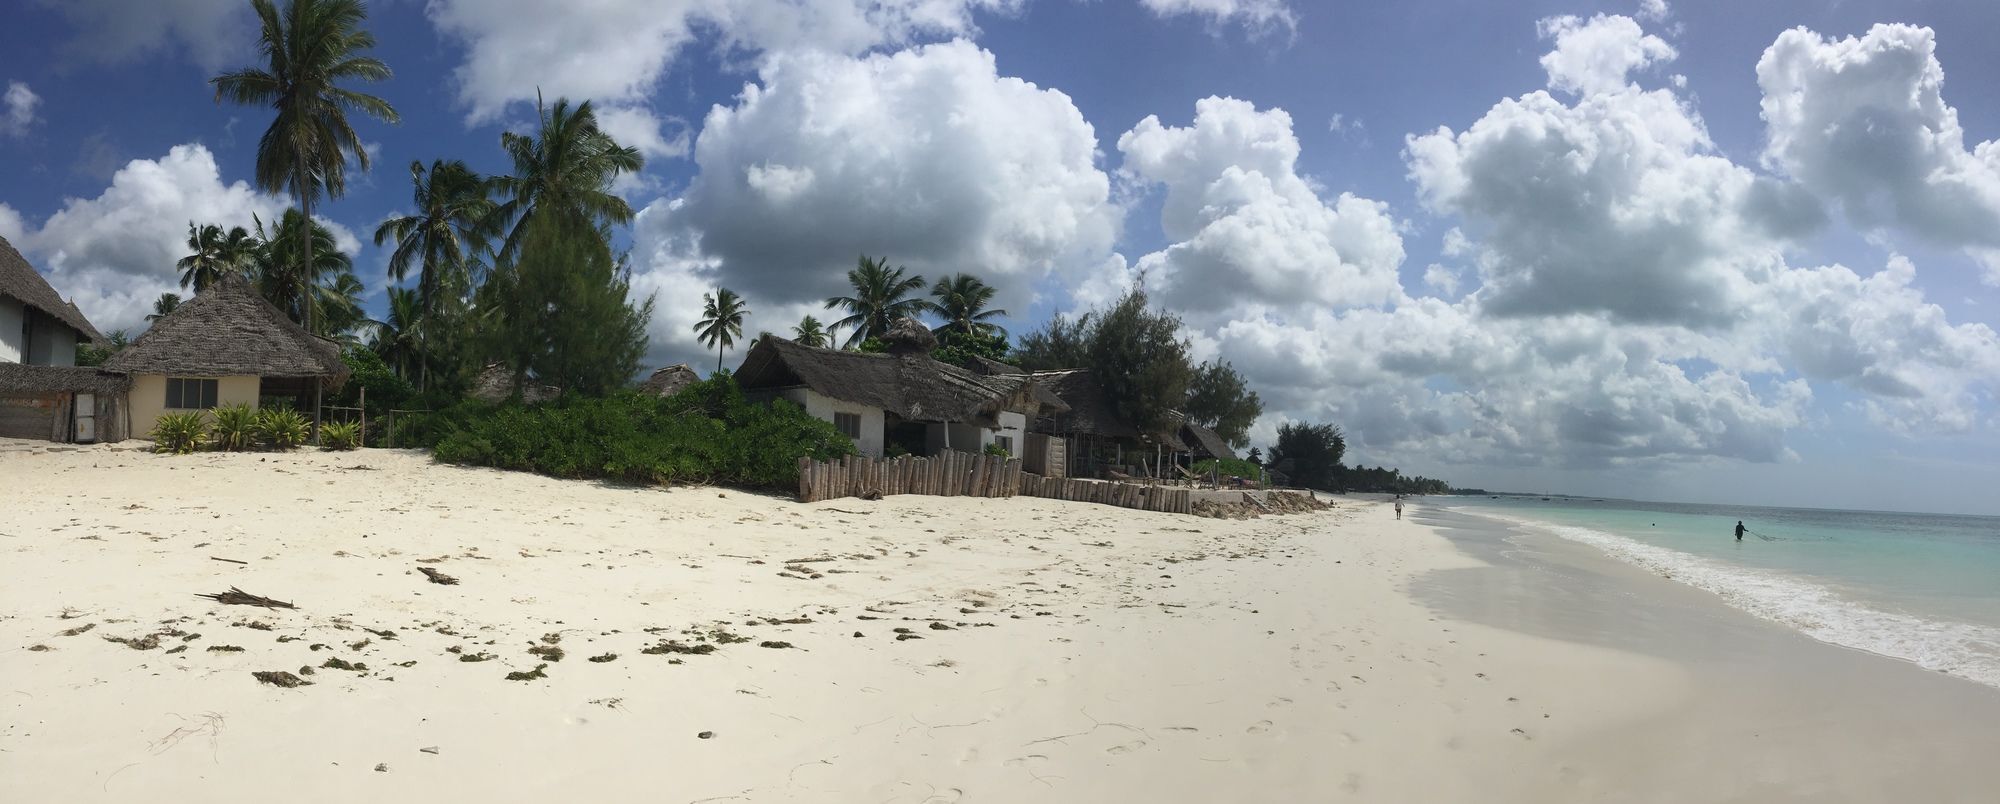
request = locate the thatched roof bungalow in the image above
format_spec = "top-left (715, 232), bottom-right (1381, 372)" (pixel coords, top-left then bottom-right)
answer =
top-left (1, 235), bottom-right (102, 367)
top-left (1179, 420), bottom-right (1236, 461)
top-left (104, 275), bottom-right (348, 439)
top-left (467, 362), bottom-right (560, 405)
top-left (734, 322), bottom-right (1055, 458)
top-left (1, 235), bottom-right (124, 441)
top-left (1027, 368), bottom-right (1195, 477)
top-left (637, 363), bottom-right (700, 398)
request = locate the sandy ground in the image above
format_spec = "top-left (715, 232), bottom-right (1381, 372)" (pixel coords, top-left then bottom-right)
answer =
top-left (0, 440), bottom-right (1850, 802)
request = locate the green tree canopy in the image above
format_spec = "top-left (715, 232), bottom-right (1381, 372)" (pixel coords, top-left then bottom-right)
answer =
top-left (929, 273), bottom-right (1006, 338)
top-left (1085, 288), bottom-right (1194, 436)
top-left (1010, 310), bottom-right (1093, 371)
top-left (178, 222), bottom-right (257, 293)
top-left (146, 293), bottom-right (182, 323)
top-left (695, 287), bottom-right (748, 372)
top-left (1270, 422), bottom-right (1345, 491)
top-left (1184, 360), bottom-right (1263, 448)
top-left (491, 96), bottom-right (643, 262)
top-left (211, 0), bottom-right (397, 332)
top-left (479, 213), bottom-right (651, 397)
top-left (823, 255), bottom-right (931, 348)
top-left (791, 315), bottom-right (828, 348)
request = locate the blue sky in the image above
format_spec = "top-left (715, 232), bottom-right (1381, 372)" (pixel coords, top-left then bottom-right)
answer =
top-left (3, 0), bottom-right (1998, 514)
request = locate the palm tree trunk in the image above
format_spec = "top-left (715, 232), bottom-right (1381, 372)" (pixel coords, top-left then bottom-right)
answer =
top-left (298, 153), bottom-right (314, 335)
top-left (717, 345), bottom-right (723, 374)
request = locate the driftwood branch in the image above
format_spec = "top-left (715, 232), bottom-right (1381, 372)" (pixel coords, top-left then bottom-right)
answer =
top-left (418, 567), bottom-right (459, 586)
top-left (209, 556), bottom-right (248, 565)
top-left (195, 587), bottom-right (295, 609)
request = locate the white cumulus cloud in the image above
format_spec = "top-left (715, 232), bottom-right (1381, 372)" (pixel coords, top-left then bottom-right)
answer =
top-left (1757, 23), bottom-right (2000, 283)
top-left (1, 144), bottom-right (358, 334)
top-left (1138, 0), bottom-right (1296, 36)
top-left (629, 39), bottom-right (1118, 367)
top-left (1537, 13), bottom-right (1676, 97)
top-left (1118, 96), bottom-right (1404, 315)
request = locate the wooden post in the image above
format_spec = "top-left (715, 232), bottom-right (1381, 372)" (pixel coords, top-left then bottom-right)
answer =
top-left (798, 456), bottom-right (811, 502)
top-left (971, 453), bottom-right (989, 497)
top-left (359, 386), bottom-right (366, 448)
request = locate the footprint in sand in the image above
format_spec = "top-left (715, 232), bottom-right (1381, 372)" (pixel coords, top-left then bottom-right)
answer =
top-left (1163, 726), bottom-right (1199, 733)
top-left (1105, 740), bottom-right (1146, 755)
top-left (1003, 754), bottom-right (1049, 767)
top-left (1246, 720), bottom-right (1272, 734)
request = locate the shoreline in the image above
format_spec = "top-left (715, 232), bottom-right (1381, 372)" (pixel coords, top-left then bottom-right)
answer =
top-left (3, 444), bottom-right (1997, 801)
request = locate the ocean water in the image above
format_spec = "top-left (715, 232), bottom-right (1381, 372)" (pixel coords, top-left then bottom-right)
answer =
top-left (1437, 496), bottom-right (2000, 690)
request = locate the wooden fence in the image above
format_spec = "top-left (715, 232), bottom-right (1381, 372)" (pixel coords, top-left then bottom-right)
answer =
top-left (797, 451), bottom-right (1022, 503)
top-left (1016, 473), bottom-right (1191, 514)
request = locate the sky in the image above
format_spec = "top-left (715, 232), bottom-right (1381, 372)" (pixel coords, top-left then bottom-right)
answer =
top-left (2, 0), bottom-right (1999, 514)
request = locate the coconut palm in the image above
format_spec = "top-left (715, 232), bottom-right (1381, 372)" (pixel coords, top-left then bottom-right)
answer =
top-left (178, 222), bottom-right (258, 293)
top-left (694, 288), bottom-right (748, 372)
top-left (146, 293), bottom-right (182, 323)
top-left (490, 96), bottom-right (643, 263)
top-left (792, 315), bottom-right (828, 348)
top-left (823, 255), bottom-right (932, 348)
top-left (318, 271), bottom-right (370, 343)
top-left (210, 0), bottom-right (397, 333)
top-left (374, 159), bottom-right (494, 388)
top-left (371, 286), bottom-right (422, 380)
top-left (254, 209), bottom-right (353, 335)
top-left (929, 273), bottom-right (1008, 339)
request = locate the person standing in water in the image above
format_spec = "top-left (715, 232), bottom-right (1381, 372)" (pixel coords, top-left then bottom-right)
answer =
top-left (1734, 521), bottom-right (1746, 542)
top-left (1395, 500), bottom-right (1404, 520)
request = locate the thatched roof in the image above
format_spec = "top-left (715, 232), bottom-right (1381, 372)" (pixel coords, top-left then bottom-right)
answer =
top-left (0, 363), bottom-right (131, 395)
top-left (0, 235), bottom-right (103, 343)
top-left (1029, 368), bottom-right (1140, 438)
top-left (101, 275), bottom-right (348, 386)
top-left (964, 355), bottom-right (1069, 414)
top-left (1181, 421), bottom-right (1235, 460)
top-left (735, 335), bottom-right (1034, 423)
top-left (468, 362), bottom-right (560, 404)
top-left (637, 363), bottom-right (700, 397)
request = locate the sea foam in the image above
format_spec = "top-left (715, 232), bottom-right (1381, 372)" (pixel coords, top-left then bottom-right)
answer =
top-left (1491, 514), bottom-right (2000, 691)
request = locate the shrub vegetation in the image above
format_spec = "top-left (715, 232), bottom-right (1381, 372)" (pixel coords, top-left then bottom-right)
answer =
top-left (321, 421), bottom-right (362, 450)
top-left (150, 411), bottom-right (209, 454)
top-left (427, 375), bottom-right (853, 488)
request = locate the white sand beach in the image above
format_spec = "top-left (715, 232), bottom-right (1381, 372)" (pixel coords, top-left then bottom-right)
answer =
top-left (4, 442), bottom-right (1998, 802)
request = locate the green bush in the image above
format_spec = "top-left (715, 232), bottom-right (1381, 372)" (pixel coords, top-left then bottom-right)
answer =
top-left (210, 404), bottom-right (258, 451)
top-left (255, 407), bottom-right (311, 450)
top-left (150, 411), bottom-right (209, 455)
top-left (1193, 457), bottom-right (1264, 483)
top-left (321, 421), bottom-right (361, 451)
top-left (982, 442), bottom-right (1011, 458)
top-left (430, 377), bottom-right (854, 488)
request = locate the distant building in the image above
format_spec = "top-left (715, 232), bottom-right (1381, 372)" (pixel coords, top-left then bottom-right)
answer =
top-left (103, 275), bottom-right (349, 439)
top-left (734, 319), bottom-right (1060, 459)
top-left (636, 363), bottom-right (701, 398)
top-left (0, 235), bottom-right (127, 442)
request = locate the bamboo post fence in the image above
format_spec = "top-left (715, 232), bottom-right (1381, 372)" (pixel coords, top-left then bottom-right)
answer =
top-left (797, 451), bottom-right (1194, 514)
top-left (797, 451), bottom-right (1022, 503)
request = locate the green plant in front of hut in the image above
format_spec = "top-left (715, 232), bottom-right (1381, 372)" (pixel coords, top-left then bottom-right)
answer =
top-left (256, 407), bottom-right (311, 450)
top-left (150, 412), bottom-right (210, 454)
top-left (321, 421), bottom-right (361, 451)
top-left (211, 403), bottom-right (259, 451)
top-left (982, 442), bottom-right (1012, 459)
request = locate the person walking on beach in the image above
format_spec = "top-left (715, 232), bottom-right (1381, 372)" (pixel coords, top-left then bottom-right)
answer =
top-left (1395, 500), bottom-right (1404, 520)
top-left (1734, 521), bottom-right (1746, 542)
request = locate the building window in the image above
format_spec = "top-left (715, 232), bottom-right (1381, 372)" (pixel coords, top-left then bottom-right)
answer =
top-left (165, 378), bottom-right (219, 410)
top-left (833, 412), bottom-right (862, 439)
top-left (994, 435), bottom-right (1013, 454)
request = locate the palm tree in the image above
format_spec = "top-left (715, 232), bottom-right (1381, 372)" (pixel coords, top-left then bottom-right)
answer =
top-left (318, 271), bottom-right (370, 343)
top-left (371, 286), bottom-right (422, 379)
top-left (929, 273), bottom-right (1008, 339)
top-left (374, 159), bottom-right (494, 388)
top-left (254, 209), bottom-right (353, 335)
top-left (792, 315), bottom-right (828, 348)
top-left (823, 255), bottom-right (932, 348)
top-left (211, 0), bottom-right (397, 334)
top-left (178, 222), bottom-right (256, 293)
top-left (146, 293), bottom-right (182, 323)
top-left (694, 288), bottom-right (748, 372)
top-left (490, 96), bottom-right (643, 263)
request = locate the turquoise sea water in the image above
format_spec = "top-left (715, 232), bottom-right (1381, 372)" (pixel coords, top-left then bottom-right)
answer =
top-left (1437, 496), bottom-right (2000, 690)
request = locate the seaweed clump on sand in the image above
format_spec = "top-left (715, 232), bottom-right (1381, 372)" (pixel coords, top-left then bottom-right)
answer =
top-left (254, 670), bottom-right (310, 688)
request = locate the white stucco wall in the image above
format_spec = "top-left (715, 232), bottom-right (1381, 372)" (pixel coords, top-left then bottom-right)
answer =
top-left (993, 411), bottom-right (1026, 457)
top-left (779, 387), bottom-right (884, 458)
top-left (0, 297), bottom-right (24, 363)
top-left (128, 374), bottom-right (261, 439)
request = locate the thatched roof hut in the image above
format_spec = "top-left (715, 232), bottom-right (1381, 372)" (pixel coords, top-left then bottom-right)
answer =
top-left (468, 362), bottom-right (560, 405)
top-left (965, 356), bottom-right (1069, 414)
top-left (637, 363), bottom-right (700, 397)
top-left (1180, 420), bottom-right (1235, 461)
top-left (0, 235), bottom-right (102, 344)
top-left (0, 363), bottom-right (131, 395)
top-left (735, 334), bottom-right (1035, 423)
top-left (1029, 368), bottom-right (1139, 439)
top-left (103, 276), bottom-right (349, 387)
